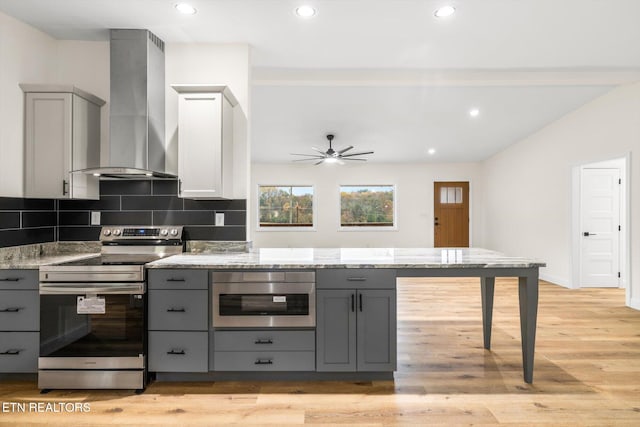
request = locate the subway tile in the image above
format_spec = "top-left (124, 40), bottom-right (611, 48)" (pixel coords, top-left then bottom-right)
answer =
top-left (22, 212), bottom-right (56, 228)
top-left (183, 199), bottom-right (246, 211)
top-left (59, 211), bottom-right (90, 226)
top-left (58, 226), bottom-right (101, 241)
top-left (153, 211), bottom-right (214, 226)
top-left (59, 196), bottom-right (120, 211)
top-left (0, 197), bottom-right (54, 211)
top-left (183, 226), bottom-right (246, 241)
top-left (152, 180), bottom-right (178, 195)
top-left (101, 211), bottom-right (152, 226)
top-left (0, 227), bottom-right (55, 248)
top-left (0, 212), bottom-right (21, 230)
top-left (122, 195), bottom-right (183, 211)
top-left (217, 210), bottom-right (246, 226)
top-left (100, 180), bottom-right (152, 195)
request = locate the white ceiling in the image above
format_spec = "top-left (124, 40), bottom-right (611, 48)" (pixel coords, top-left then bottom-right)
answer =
top-left (2, 0), bottom-right (640, 162)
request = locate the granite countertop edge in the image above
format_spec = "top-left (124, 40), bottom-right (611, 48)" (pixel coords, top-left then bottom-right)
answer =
top-left (0, 253), bottom-right (100, 269)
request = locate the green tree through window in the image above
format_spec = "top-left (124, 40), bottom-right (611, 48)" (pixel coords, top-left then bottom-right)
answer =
top-left (340, 185), bottom-right (394, 227)
top-left (259, 186), bottom-right (314, 227)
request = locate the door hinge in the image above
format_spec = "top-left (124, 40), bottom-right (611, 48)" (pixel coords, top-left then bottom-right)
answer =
top-left (618, 272), bottom-right (621, 278)
top-left (619, 225), bottom-right (621, 231)
top-left (619, 178), bottom-right (622, 184)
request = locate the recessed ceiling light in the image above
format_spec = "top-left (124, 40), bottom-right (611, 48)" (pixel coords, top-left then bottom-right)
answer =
top-left (175, 3), bottom-right (197, 15)
top-left (428, 148), bottom-right (436, 155)
top-left (469, 108), bottom-right (480, 117)
top-left (434, 5), bottom-right (456, 18)
top-left (295, 5), bottom-right (316, 18)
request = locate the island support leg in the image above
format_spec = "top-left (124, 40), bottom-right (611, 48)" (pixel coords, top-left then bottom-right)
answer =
top-left (480, 277), bottom-right (495, 349)
top-left (518, 269), bottom-right (539, 384)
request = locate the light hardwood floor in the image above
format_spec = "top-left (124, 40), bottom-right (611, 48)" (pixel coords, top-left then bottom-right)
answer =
top-left (1, 278), bottom-right (639, 426)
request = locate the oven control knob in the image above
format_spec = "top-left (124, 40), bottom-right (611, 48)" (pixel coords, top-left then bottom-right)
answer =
top-left (170, 228), bottom-right (179, 236)
top-left (113, 229), bottom-right (122, 236)
top-left (103, 229), bottom-right (111, 236)
top-left (160, 229), bottom-right (169, 236)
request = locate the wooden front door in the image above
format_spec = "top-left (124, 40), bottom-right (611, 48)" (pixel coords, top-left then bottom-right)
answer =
top-left (434, 181), bottom-right (469, 247)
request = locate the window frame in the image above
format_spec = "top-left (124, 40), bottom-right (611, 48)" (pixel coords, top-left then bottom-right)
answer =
top-left (256, 184), bottom-right (317, 232)
top-left (337, 184), bottom-right (398, 231)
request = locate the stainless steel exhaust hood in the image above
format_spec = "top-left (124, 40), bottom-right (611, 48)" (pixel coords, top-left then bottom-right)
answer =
top-left (78, 29), bottom-right (175, 179)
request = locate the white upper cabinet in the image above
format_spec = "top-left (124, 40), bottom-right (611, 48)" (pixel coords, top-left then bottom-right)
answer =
top-left (21, 84), bottom-right (105, 200)
top-left (172, 85), bottom-right (237, 200)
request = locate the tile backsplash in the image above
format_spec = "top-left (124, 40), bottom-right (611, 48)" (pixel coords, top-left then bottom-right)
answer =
top-left (0, 179), bottom-right (246, 247)
top-left (58, 179), bottom-right (246, 241)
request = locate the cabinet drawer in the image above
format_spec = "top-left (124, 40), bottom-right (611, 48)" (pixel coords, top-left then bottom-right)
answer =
top-left (316, 269), bottom-right (396, 289)
top-left (148, 269), bottom-right (208, 290)
top-left (0, 291), bottom-right (39, 331)
top-left (149, 290), bottom-right (208, 331)
top-left (0, 270), bottom-right (38, 290)
top-left (214, 351), bottom-right (315, 371)
top-left (148, 331), bottom-right (208, 372)
top-left (0, 332), bottom-right (39, 373)
top-left (215, 330), bottom-right (315, 352)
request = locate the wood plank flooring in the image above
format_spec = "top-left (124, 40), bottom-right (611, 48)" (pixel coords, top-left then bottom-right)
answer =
top-left (1, 278), bottom-right (639, 426)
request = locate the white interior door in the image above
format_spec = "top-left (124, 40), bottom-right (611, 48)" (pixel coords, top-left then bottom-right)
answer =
top-left (580, 168), bottom-right (620, 287)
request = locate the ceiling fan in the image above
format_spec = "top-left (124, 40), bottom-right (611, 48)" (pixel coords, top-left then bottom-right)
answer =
top-left (291, 134), bottom-right (374, 165)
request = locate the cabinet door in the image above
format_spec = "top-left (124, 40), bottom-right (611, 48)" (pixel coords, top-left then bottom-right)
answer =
top-left (70, 95), bottom-right (100, 199)
top-left (177, 93), bottom-right (223, 199)
top-left (316, 289), bottom-right (357, 372)
top-left (25, 93), bottom-right (72, 198)
top-left (357, 289), bottom-right (397, 371)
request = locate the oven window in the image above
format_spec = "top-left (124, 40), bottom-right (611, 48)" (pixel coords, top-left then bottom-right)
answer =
top-left (40, 294), bottom-right (144, 358)
top-left (219, 294), bottom-right (309, 316)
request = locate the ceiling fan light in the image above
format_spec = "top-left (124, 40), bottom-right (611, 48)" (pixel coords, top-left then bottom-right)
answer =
top-left (324, 157), bottom-right (338, 164)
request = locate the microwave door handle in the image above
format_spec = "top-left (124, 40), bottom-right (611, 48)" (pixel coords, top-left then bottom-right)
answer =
top-left (39, 283), bottom-right (144, 295)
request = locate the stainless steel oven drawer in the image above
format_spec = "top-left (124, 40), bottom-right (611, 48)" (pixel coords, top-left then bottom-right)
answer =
top-left (149, 290), bottom-right (208, 331)
top-left (316, 269), bottom-right (396, 289)
top-left (214, 330), bottom-right (315, 352)
top-left (213, 351), bottom-right (315, 371)
top-left (0, 332), bottom-right (39, 373)
top-left (0, 290), bottom-right (39, 331)
top-left (148, 331), bottom-right (208, 372)
top-left (0, 270), bottom-right (38, 290)
top-left (148, 269), bottom-right (208, 290)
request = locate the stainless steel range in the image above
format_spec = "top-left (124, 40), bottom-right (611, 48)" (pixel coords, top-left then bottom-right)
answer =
top-left (38, 226), bottom-right (184, 391)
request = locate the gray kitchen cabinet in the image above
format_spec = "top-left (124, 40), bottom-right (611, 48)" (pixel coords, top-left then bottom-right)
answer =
top-left (316, 288), bottom-right (396, 372)
top-left (0, 269), bottom-right (40, 373)
top-left (148, 269), bottom-right (209, 372)
top-left (20, 84), bottom-right (105, 199)
top-left (172, 85), bottom-right (238, 199)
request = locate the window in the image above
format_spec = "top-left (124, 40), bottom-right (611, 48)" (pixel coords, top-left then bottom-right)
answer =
top-left (440, 186), bottom-right (463, 204)
top-left (258, 186), bottom-right (314, 228)
top-left (340, 185), bottom-right (395, 227)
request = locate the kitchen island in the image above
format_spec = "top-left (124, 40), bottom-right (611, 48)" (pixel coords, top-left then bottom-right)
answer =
top-left (148, 247), bottom-right (545, 383)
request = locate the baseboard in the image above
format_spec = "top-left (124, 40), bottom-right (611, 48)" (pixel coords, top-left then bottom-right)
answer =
top-left (539, 273), bottom-right (571, 288)
top-left (629, 297), bottom-right (640, 311)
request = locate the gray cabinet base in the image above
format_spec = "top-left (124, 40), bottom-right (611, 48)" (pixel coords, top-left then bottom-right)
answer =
top-left (154, 371), bottom-right (393, 382)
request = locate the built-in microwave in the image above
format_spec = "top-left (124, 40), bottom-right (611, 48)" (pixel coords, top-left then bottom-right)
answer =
top-left (212, 271), bottom-right (315, 328)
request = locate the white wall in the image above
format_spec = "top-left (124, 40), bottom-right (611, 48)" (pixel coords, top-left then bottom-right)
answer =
top-left (481, 82), bottom-right (640, 308)
top-left (0, 11), bottom-right (57, 197)
top-left (165, 43), bottom-right (251, 200)
top-left (251, 162), bottom-right (483, 248)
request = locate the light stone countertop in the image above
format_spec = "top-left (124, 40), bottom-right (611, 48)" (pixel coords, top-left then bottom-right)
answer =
top-left (0, 253), bottom-right (100, 270)
top-left (146, 248), bottom-right (546, 270)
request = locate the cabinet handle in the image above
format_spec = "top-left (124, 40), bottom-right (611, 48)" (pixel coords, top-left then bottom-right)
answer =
top-left (0, 349), bottom-right (21, 355)
top-left (254, 339), bottom-right (273, 345)
top-left (359, 293), bottom-right (363, 312)
top-left (0, 278), bottom-right (21, 282)
top-left (351, 294), bottom-right (355, 312)
top-left (167, 349), bottom-right (185, 355)
top-left (0, 307), bottom-right (22, 313)
top-left (347, 277), bottom-right (367, 282)
top-left (166, 278), bottom-right (185, 282)
top-left (62, 180), bottom-right (69, 196)
top-left (167, 308), bottom-right (186, 313)
top-left (254, 359), bottom-right (273, 365)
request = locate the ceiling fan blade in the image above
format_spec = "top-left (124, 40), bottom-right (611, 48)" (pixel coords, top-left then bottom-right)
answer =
top-left (314, 160), bottom-right (325, 165)
top-left (292, 158), bottom-right (323, 162)
top-left (290, 153), bottom-right (326, 158)
top-left (338, 145), bottom-right (354, 154)
top-left (311, 147), bottom-right (327, 155)
top-left (341, 158), bottom-right (368, 161)
top-left (341, 151), bottom-right (374, 157)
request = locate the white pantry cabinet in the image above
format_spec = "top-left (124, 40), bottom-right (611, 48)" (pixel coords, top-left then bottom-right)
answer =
top-left (172, 85), bottom-right (237, 199)
top-left (20, 84), bottom-right (105, 200)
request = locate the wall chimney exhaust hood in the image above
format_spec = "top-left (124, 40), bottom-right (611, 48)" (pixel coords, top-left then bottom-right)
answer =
top-left (77, 29), bottom-right (175, 179)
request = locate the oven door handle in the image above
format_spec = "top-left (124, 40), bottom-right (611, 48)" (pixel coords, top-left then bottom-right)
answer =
top-left (39, 283), bottom-right (145, 295)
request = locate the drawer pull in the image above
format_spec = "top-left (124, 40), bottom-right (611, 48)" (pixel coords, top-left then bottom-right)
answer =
top-left (0, 349), bottom-right (21, 355)
top-left (347, 277), bottom-right (367, 282)
top-left (254, 339), bottom-right (273, 345)
top-left (0, 278), bottom-right (21, 282)
top-left (167, 308), bottom-right (186, 313)
top-left (167, 349), bottom-right (185, 355)
top-left (254, 359), bottom-right (273, 365)
top-left (0, 307), bottom-right (22, 313)
top-left (166, 278), bottom-right (186, 282)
